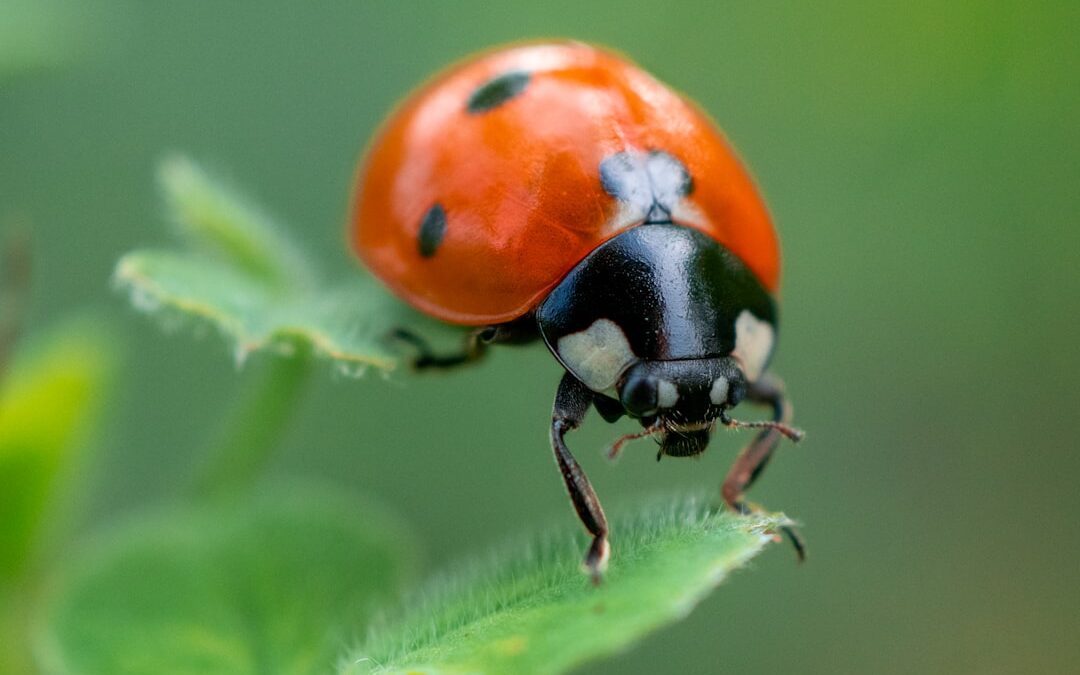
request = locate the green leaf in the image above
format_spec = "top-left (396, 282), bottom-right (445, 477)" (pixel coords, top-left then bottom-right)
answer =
top-left (342, 497), bottom-right (788, 675)
top-left (0, 1), bottom-right (70, 78)
top-left (0, 317), bottom-right (115, 587)
top-left (0, 0), bottom-right (109, 81)
top-left (157, 156), bottom-right (314, 289)
top-left (115, 156), bottom-right (466, 375)
top-left (36, 481), bottom-right (418, 675)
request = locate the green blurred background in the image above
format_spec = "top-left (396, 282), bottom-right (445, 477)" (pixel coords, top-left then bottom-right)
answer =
top-left (3, 1), bottom-right (1078, 673)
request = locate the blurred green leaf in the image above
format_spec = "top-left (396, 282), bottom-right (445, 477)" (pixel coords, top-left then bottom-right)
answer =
top-left (114, 156), bottom-right (466, 375)
top-left (0, 1), bottom-right (70, 78)
top-left (0, 317), bottom-right (115, 587)
top-left (158, 156), bottom-right (314, 289)
top-left (36, 481), bottom-right (418, 675)
top-left (0, 0), bottom-right (109, 81)
top-left (343, 497), bottom-right (787, 675)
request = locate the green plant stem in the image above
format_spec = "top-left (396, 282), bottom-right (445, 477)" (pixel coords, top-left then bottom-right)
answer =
top-left (193, 346), bottom-right (313, 497)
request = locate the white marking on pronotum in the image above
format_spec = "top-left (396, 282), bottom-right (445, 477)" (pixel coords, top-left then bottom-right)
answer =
top-left (556, 318), bottom-right (636, 392)
top-left (656, 379), bottom-right (679, 408)
top-left (709, 376), bottom-right (730, 405)
top-left (732, 310), bottom-right (775, 382)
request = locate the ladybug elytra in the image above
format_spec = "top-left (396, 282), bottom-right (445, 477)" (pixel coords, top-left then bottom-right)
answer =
top-left (350, 42), bottom-right (803, 582)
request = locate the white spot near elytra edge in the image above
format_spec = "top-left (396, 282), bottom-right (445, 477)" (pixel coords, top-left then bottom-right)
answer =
top-left (556, 318), bottom-right (636, 392)
top-left (709, 376), bottom-right (730, 405)
top-left (657, 379), bottom-right (679, 408)
top-left (732, 310), bottom-right (774, 382)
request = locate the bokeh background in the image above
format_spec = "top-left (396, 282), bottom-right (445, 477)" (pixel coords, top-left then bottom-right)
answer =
top-left (3, 1), bottom-right (1079, 673)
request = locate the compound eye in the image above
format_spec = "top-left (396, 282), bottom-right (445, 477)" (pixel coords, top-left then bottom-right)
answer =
top-left (726, 378), bottom-right (747, 407)
top-left (620, 373), bottom-right (658, 417)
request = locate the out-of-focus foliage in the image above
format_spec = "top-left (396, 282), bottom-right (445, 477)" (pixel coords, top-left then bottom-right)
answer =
top-left (0, 317), bottom-right (116, 675)
top-left (0, 318), bottom-right (115, 587)
top-left (37, 481), bottom-right (417, 675)
top-left (114, 157), bottom-right (466, 376)
top-left (345, 498), bottom-right (785, 675)
top-left (0, 0), bottom-right (111, 81)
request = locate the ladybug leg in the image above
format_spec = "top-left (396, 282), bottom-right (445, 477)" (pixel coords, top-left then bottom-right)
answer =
top-left (391, 317), bottom-right (538, 371)
top-left (389, 327), bottom-right (491, 370)
top-left (720, 374), bottom-right (807, 561)
top-left (551, 372), bottom-right (610, 584)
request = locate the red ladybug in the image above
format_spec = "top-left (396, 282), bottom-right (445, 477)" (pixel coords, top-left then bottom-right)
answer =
top-left (350, 41), bottom-right (803, 581)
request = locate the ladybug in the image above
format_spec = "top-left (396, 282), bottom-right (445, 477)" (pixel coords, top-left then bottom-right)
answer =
top-left (350, 41), bottom-right (803, 581)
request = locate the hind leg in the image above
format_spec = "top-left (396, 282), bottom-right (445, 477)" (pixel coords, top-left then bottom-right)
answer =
top-left (390, 316), bottom-right (537, 371)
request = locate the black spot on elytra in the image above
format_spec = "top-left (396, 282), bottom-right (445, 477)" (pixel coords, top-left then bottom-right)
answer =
top-left (417, 204), bottom-right (446, 258)
top-left (466, 71), bottom-right (530, 114)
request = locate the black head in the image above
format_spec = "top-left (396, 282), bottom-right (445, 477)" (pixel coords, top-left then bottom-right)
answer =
top-left (616, 357), bottom-right (746, 457)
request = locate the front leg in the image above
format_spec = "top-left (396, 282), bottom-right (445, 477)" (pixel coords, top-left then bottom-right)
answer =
top-left (720, 374), bottom-right (807, 560)
top-left (551, 372), bottom-right (610, 583)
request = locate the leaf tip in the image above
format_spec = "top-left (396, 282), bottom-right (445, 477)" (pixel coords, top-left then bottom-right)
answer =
top-left (156, 152), bottom-right (200, 196)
